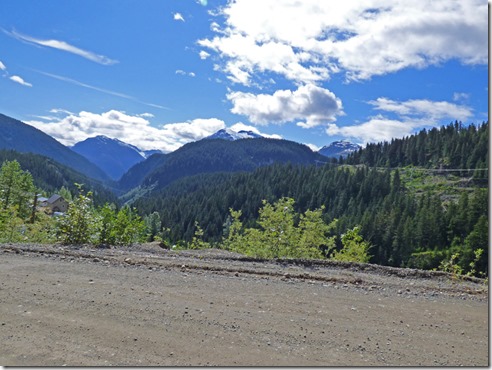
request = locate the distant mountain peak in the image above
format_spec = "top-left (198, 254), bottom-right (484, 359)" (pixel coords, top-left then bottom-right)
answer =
top-left (80, 135), bottom-right (145, 158)
top-left (71, 136), bottom-right (162, 180)
top-left (205, 128), bottom-right (263, 141)
top-left (318, 140), bottom-right (361, 158)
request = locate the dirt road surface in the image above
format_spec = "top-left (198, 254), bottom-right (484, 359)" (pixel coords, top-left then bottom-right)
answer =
top-left (0, 243), bottom-right (488, 366)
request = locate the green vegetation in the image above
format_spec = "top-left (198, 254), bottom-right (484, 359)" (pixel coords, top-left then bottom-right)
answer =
top-left (0, 121), bottom-right (487, 278)
top-left (0, 150), bottom-right (117, 206)
top-left (57, 184), bottom-right (96, 245)
top-left (345, 121), bottom-right (488, 171)
top-left (222, 198), bottom-right (337, 259)
top-left (0, 164), bottom-right (145, 246)
top-left (133, 122), bottom-right (488, 276)
top-left (118, 137), bottom-right (328, 193)
top-left (331, 227), bottom-right (371, 263)
top-left (192, 197), bottom-right (368, 262)
top-left (57, 186), bottom-right (145, 246)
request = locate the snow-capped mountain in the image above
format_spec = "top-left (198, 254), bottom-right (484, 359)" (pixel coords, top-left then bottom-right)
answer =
top-left (205, 128), bottom-right (263, 141)
top-left (318, 141), bottom-right (361, 158)
top-left (71, 135), bottom-right (162, 180)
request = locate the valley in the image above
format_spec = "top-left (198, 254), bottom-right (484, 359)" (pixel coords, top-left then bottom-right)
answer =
top-left (0, 112), bottom-right (488, 277)
top-left (1, 1), bottom-right (487, 367)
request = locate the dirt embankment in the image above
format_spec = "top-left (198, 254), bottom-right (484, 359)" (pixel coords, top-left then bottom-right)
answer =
top-left (0, 243), bottom-right (488, 366)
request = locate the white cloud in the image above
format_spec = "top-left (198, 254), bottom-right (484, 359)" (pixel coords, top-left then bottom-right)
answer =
top-left (227, 84), bottom-right (343, 127)
top-left (50, 108), bottom-right (74, 115)
top-left (368, 97), bottom-right (473, 121)
top-left (199, 50), bottom-right (210, 60)
top-left (137, 113), bottom-right (154, 118)
top-left (5, 29), bottom-right (118, 65)
top-left (326, 98), bottom-right (473, 143)
top-left (326, 117), bottom-right (417, 144)
top-left (198, 0), bottom-right (487, 85)
top-left (35, 70), bottom-right (169, 110)
top-left (452, 92), bottom-right (470, 102)
top-left (173, 13), bottom-right (185, 22)
top-left (10, 75), bottom-right (32, 87)
top-left (175, 69), bottom-right (196, 77)
top-left (0, 60), bottom-right (6, 70)
top-left (25, 110), bottom-right (225, 152)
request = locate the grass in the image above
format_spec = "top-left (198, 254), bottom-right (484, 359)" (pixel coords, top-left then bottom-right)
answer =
top-left (398, 166), bottom-right (477, 202)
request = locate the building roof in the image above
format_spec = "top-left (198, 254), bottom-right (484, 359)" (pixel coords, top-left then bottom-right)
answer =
top-left (47, 194), bottom-right (63, 204)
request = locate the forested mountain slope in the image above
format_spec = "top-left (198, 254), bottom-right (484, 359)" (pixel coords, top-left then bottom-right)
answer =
top-left (132, 122), bottom-right (488, 275)
top-left (345, 121), bottom-right (488, 170)
top-left (119, 137), bottom-right (327, 192)
top-left (117, 153), bottom-right (167, 192)
top-left (0, 150), bottom-right (117, 206)
top-left (0, 113), bottom-right (109, 182)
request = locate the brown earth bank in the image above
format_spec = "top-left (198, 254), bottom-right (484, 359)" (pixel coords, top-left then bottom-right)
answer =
top-left (0, 243), bottom-right (488, 366)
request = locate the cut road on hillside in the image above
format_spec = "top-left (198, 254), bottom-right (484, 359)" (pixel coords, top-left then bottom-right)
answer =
top-left (0, 244), bottom-right (488, 366)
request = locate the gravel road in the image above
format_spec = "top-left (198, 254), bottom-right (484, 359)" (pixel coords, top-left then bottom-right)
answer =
top-left (0, 243), bottom-right (488, 366)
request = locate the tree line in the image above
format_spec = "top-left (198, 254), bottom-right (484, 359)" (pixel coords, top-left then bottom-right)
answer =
top-left (0, 161), bottom-right (371, 264)
top-left (134, 121), bottom-right (488, 276)
top-left (344, 121), bottom-right (488, 173)
top-left (0, 120), bottom-right (488, 277)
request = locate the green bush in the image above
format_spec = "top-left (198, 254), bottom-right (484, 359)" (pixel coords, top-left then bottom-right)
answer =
top-left (57, 185), bottom-right (96, 245)
top-left (331, 226), bottom-right (371, 263)
top-left (224, 197), bottom-right (336, 259)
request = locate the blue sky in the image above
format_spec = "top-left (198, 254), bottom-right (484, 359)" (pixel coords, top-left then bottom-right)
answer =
top-left (0, 0), bottom-right (488, 152)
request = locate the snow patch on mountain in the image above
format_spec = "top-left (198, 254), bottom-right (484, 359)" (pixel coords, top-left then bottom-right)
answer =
top-left (318, 141), bottom-right (361, 158)
top-left (205, 128), bottom-right (263, 141)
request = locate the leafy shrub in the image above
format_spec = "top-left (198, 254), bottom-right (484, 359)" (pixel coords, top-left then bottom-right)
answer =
top-left (331, 226), bottom-right (371, 263)
top-left (57, 184), bottom-right (96, 245)
top-left (224, 197), bottom-right (336, 259)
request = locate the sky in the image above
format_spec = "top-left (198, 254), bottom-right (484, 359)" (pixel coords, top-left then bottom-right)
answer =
top-left (0, 0), bottom-right (488, 153)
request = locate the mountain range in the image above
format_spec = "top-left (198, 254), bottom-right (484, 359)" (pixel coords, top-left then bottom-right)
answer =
top-left (118, 137), bottom-right (329, 194)
top-left (0, 113), bottom-right (361, 195)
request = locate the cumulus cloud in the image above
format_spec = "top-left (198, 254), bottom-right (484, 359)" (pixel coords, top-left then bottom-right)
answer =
top-left (10, 75), bottom-right (32, 87)
top-left (5, 29), bottom-right (118, 65)
top-left (173, 13), bottom-right (185, 22)
top-left (198, 0), bottom-right (487, 85)
top-left (326, 98), bottom-right (473, 144)
top-left (227, 84), bottom-right (343, 128)
top-left (25, 110), bottom-right (226, 152)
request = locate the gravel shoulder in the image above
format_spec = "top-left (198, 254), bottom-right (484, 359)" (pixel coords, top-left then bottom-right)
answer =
top-left (0, 243), bottom-right (488, 366)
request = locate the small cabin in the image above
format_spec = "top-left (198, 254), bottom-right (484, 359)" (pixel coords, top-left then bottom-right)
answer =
top-left (42, 194), bottom-right (69, 213)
